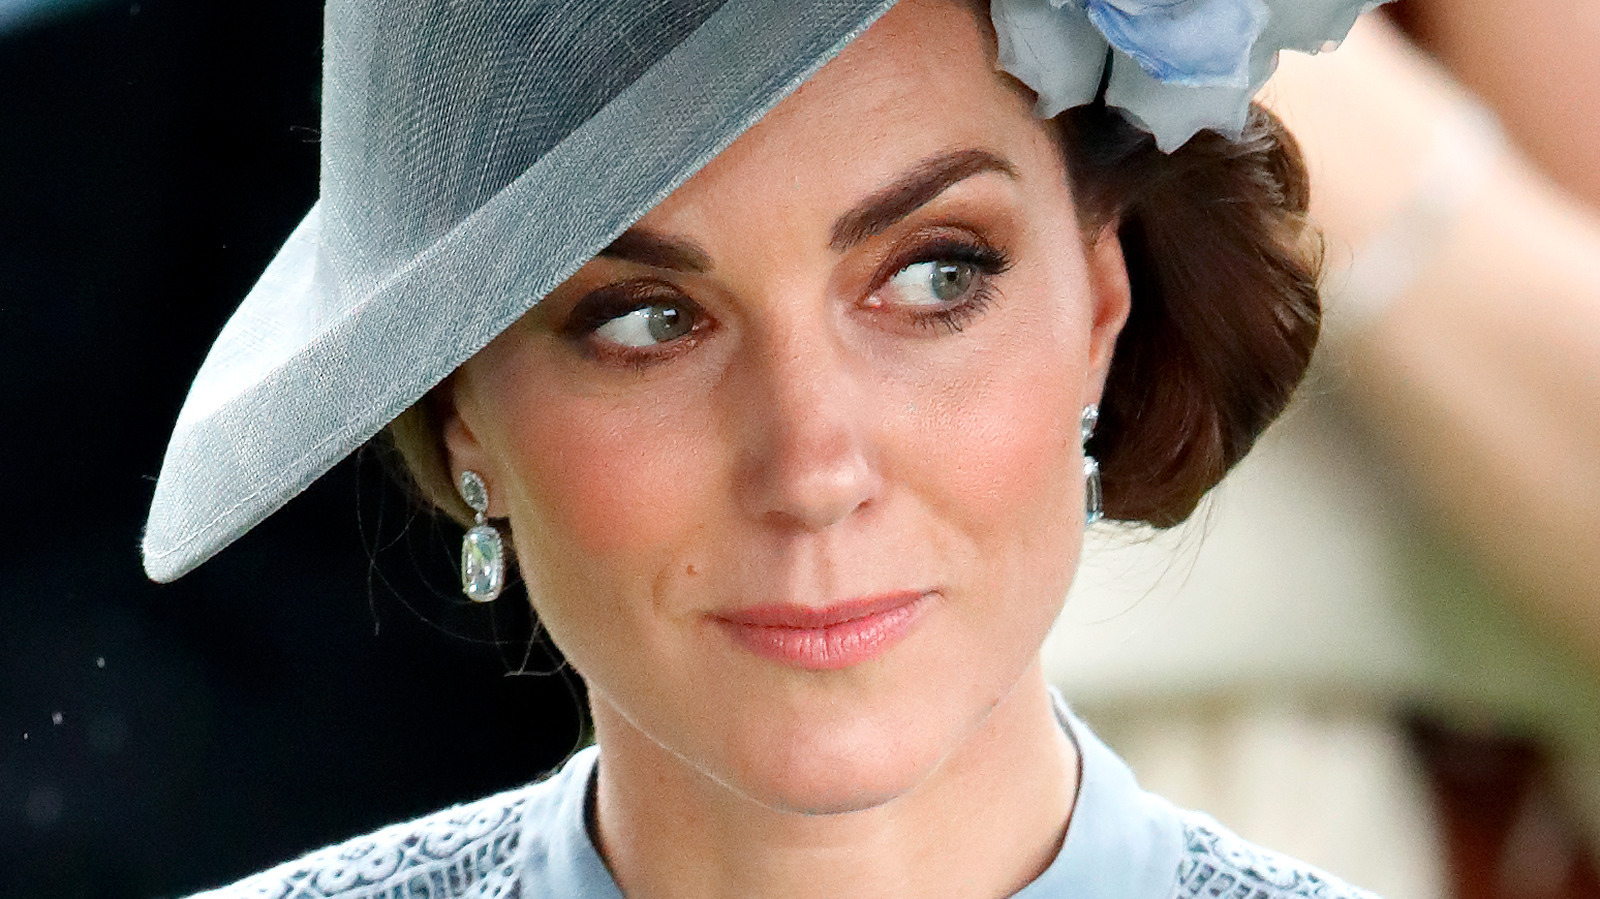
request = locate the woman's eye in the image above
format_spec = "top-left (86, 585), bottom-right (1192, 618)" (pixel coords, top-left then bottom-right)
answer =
top-left (558, 282), bottom-right (711, 365)
top-left (884, 259), bottom-right (979, 308)
top-left (867, 238), bottom-right (1010, 333)
top-left (586, 301), bottom-right (698, 348)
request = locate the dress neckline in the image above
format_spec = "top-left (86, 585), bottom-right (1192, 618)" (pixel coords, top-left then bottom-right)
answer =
top-left (530, 688), bottom-right (1185, 898)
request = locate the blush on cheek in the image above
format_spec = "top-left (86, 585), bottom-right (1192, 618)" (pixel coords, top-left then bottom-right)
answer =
top-left (927, 358), bottom-right (1082, 532)
top-left (509, 406), bottom-right (715, 561)
top-left (948, 396), bottom-right (1083, 633)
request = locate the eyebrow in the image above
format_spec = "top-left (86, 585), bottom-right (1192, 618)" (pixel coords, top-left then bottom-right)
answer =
top-left (599, 229), bottom-right (713, 273)
top-left (829, 148), bottom-right (1017, 252)
top-left (598, 148), bottom-right (1017, 271)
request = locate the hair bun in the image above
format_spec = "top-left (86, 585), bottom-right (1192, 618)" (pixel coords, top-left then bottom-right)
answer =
top-left (1062, 102), bottom-right (1322, 526)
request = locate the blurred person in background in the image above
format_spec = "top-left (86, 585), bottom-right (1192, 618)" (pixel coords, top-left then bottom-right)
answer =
top-left (1044, 5), bottom-right (1600, 899)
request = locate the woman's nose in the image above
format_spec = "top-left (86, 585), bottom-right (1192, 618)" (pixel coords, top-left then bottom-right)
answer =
top-left (731, 328), bottom-right (883, 532)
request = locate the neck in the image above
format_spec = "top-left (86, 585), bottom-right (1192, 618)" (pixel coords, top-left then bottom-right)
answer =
top-left (588, 663), bottom-right (1078, 899)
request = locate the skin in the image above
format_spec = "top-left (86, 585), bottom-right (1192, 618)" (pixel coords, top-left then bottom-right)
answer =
top-left (444, 2), bottom-right (1132, 896)
top-left (1394, 0), bottom-right (1600, 209)
top-left (1267, 19), bottom-right (1600, 672)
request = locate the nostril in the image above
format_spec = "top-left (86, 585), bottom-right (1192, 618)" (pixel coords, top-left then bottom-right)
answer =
top-left (739, 414), bottom-right (884, 532)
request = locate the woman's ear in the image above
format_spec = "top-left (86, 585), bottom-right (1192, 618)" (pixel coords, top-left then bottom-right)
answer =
top-left (437, 375), bottom-right (501, 516)
top-left (1083, 221), bottom-right (1132, 404)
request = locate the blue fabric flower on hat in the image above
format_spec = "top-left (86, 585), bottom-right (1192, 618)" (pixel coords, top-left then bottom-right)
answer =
top-left (1087, 0), bottom-right (1268, 88)
top-left (992, 0), bottom-right (1383, 151)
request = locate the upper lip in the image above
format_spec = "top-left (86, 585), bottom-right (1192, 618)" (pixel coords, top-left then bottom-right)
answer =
top-left (712, 591), bottom-right (929, 629)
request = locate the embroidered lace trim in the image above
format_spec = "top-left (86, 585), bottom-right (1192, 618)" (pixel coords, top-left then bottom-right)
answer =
top-left (189, 788), bottom-right (531, 899)
top-left (1175, 815), bottom-right (1381, 899)
top-left (188, 773), bottom-right (1388, 899)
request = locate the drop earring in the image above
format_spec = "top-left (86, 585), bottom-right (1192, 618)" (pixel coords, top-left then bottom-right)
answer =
top-left (458, 470), bottom-right (505, 603)
top-left (1081, 405), bottom-right (1103, 525)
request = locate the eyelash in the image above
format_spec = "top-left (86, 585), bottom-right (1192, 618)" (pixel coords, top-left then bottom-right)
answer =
top-left (875, 234), bottom-right (1012, 335)
top-left (558, 233), bottom-right (1013, 367)
top-left (558, 281), bottom-right (710, 369)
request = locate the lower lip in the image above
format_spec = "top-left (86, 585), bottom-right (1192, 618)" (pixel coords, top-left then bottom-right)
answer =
top-left (715, 593), bottom-right (932, 671)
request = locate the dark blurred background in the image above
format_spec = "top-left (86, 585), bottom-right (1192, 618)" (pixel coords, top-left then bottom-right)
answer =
top-left (0, 3), bottom-right (585, 896)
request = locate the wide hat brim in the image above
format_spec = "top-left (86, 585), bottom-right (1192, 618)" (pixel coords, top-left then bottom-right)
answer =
top-left (143, 0), bottom-right (899, 583)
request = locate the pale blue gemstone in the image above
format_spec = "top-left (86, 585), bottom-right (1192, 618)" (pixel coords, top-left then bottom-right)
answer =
top-left (459, 470), bottom-right (490, 515)
top-left (462, 525), bottom-right (505, 602)
top-left (1081, 405), bottom-right (1099, 443)
top-left (1084, 456), bottom-right (1104, 525)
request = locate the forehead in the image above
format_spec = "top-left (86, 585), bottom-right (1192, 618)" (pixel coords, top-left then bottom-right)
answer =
top-left (639, 0), bottom-right (1051, 227)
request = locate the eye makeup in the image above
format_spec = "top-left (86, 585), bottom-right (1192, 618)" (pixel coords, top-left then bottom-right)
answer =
top-left (554, 217), bottom-right (1017, 368)
top-left (556, 279), bottom-right (712, 369)
top-left (867, 229), bottom-right (1013, 334)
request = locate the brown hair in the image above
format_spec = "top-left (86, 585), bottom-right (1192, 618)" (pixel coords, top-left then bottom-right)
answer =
top-left (385, 103), bottom-right (1321, 531)
top-left (1060, 102), bottom-right (1322, 526)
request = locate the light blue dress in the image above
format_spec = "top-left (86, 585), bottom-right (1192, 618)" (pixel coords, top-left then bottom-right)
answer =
top-left (185, 695), bottom-right (1380, 898)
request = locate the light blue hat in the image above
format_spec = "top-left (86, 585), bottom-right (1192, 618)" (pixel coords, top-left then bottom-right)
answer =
top-left (142, 0), bottom-right (903, 582)
top-left (143, 0), bottom-right (1380, 582)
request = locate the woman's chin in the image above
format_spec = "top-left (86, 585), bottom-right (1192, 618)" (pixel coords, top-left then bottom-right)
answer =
top-left (714, 748), bottom-right (934, 817)
top-left (699, 712), bottom-right (958, 817)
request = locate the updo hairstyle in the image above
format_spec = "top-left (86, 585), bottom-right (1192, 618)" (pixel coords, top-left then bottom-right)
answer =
top-left (1063, 101), bottom-right (1321, 526)
top-left (386, 101), bottom-right (1322, 531)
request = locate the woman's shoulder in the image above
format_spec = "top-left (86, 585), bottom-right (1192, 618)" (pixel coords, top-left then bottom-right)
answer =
top-left (1048, 694), bottom-right (1384, 899)
top-left (184, 786), bottom-right (538, 899)
top-left (182, 749), bottom-right (595, 899)
top-left (1169, 807), bottom-right (1382, 899)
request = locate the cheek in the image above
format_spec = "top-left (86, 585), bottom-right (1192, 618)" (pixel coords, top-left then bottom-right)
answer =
top-left (947, 370), bottom-right (1081, 569)
top-left (497, 390), bottom-right (714, 566)
top-left (940, 365), bottom-right (1076, 504)
top-left (920, 306), bottom-right (1088, 516)
top-left (900, 297), bottom-right (1093, 604)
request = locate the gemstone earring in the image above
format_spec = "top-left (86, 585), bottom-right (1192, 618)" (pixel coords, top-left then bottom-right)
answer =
top-left (1081, 405), bottom-right (1103, 525)
top-left (458, 470), bottom-right (505, 603)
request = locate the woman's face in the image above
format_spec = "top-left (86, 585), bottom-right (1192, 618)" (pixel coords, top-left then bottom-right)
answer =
top-left (445, 0), bottom-right (1128, 813)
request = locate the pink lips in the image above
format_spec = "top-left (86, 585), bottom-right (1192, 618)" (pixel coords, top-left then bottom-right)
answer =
top-left (713, 591), bottom-right (932, 670)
